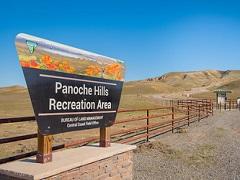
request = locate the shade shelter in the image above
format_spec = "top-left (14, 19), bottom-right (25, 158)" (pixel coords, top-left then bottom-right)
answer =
top-left (237, 97), bottom-right (240, 108)
top-left (214, 89), bottom-right (232, 105)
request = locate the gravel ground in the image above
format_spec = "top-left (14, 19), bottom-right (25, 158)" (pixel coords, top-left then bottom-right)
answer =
top-left (133, 110), bottom-right (240, 180)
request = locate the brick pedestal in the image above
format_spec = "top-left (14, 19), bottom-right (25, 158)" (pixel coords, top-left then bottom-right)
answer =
top-left (0, 143), bottom-right (136, 180)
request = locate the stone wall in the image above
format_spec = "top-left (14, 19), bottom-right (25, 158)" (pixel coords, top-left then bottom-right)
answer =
top-left (46, 151), bottom-right (133, 180)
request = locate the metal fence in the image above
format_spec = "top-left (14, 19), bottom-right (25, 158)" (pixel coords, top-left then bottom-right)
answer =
top-left (0, 99), bottom-right (214, 164)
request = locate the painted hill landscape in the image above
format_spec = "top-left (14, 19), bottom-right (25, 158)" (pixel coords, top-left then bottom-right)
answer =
top-left (0, 69), bottom-right (240, 118)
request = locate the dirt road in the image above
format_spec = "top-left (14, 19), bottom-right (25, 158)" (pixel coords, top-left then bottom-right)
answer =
top-left (133, 110), bottom-right (240, 180)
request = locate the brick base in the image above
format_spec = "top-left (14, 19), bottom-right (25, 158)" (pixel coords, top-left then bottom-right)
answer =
top-left (48, 151), bottom-right (133, 180)
top-left (0, 151), bottom-right (133, 180)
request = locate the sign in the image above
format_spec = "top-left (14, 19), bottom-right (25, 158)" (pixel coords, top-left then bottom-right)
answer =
top-left (15, 33), bottom-right (125, 135)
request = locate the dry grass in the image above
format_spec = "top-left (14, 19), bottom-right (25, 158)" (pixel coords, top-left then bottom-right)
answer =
top-left (213, 127), bottom-right (227, 138)
top-left (186, 144), bottom-right (216, 167)
top-left (125, 70), bottom-right (240, 97)
top-left (0, 86), bottom-right (179, 159)
top-left (175, 127), bottom-right (188, 133)
top-left (124, 70), bottom-right (240, 100)
top-left (1, 69), bottom-right (239, 159)
top-left (135, 141), bottom-right (216, 167)
top-left (134, 141), bottom-right (183, 160)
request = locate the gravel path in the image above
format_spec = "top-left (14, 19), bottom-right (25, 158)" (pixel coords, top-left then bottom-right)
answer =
top-left (133, 110), bottom-right (240, 180)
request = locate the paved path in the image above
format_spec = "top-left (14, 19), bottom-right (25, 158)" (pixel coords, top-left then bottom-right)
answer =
top-left (133, 110), bottom-right (240, 180)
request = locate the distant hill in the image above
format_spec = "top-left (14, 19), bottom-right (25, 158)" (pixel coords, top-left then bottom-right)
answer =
top-left (0, 85), bottom-right (27, 94)
top-left (0, 85), bottom-right (32, 118)
top-left (0, 69), bottom-right (239, 117)
top-left (123, 70), bottom-right (240, 98)
top-left (1, 70), bottom-right (240, 97)
top-left (146, 70), bottom-right (240, 88)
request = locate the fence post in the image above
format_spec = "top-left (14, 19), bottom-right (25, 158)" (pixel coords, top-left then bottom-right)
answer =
top-left (210, 100), bottom-right (213, 116)
top-left (206, 100), bottom-right (209, 117)
top-left (209, 100), bottom-right (211, 115)
top-left (172, 107), bottom-right (174, 133)
top-left (187, 105), bottom-right (190, 126)
top-left (198, 104), bottom-right (200, 122)
top-left (211, 101), bottom-right (214, 116)
top-left (36, 130), bottom-right (53, 163)
top-left (146, 109), bottom-right (149, 142)
top-left (205, 100), bottom-right (209, 117)
top-left (229, 100), bottom-right (231, 111)
top-left (100, 127), bottom-right (110, 147)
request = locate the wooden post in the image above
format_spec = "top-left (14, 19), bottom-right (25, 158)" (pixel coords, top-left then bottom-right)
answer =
top-left (187, 105), bottom-right (190, 126)
top-left (36, 130), bottom-right (53, 163)
top-left (100, 127), bottom-right (110, 147)
top-left (146, 109), bottom-right (149, 142)
top-left (171, 107), bottom-right (174, 133)
top-left (229, 100), bottom-right (231, 111)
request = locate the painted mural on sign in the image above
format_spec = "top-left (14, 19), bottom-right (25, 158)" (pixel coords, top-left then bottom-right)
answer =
top-left (15, 33), bottom-right (125, 135)
top-left (16, 33), bottom-right (124, 81)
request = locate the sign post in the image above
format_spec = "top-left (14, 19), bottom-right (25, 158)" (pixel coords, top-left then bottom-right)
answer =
top-left (15, 33), bottom-right (125, 163)
top-left (36, 131), bottom-right (53, 163)
top-left (100, 127), bottom-right (110, 147)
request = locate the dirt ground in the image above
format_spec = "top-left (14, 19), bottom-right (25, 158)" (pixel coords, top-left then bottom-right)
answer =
top-left (133, 110), bottom-right (240, 180)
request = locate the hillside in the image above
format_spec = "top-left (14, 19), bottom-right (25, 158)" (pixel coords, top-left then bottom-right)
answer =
top-left (193, 78), bottom-right (240, 99)
top-left (0, 85), bottom-right (158, 118)
top-left (0, 69), bottom-right (239, 117)
top-left (0, 85), bottom-right (27, 94)
top-left (146, 70), bottom-right (240, 89)
top-left (124, 70), bottom-right (240, 98)
top-left (0, 86), bottom-right (33, 117)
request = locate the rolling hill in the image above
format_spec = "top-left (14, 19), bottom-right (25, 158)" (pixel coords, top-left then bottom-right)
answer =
top-left (124, 70), bottom-right (240, 97)
top-left (0, 69), bottom-right (239, 117)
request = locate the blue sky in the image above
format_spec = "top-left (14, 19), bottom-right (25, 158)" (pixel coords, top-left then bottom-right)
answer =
top-left (0, 0), bottom-right (240, 87)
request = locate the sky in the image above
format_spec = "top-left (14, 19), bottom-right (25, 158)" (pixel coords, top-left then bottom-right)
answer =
top-left (0, 0), bottom-right (240, 87)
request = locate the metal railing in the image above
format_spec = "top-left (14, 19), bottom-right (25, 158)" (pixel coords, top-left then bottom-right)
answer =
top-left (0, 99), bottom-right (213, 164)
